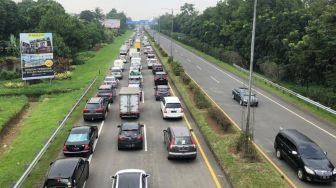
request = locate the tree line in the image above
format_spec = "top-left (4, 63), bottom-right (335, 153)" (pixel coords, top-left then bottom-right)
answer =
top-left (155, 0), bottom-right (336, 109)
top-left (0, 0), bottom-right (130, 59)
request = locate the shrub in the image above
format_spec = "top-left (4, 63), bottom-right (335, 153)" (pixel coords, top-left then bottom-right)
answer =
top-left (193, 88), bottom-right (211, 109)
top-left (168, 56), bottom-right (173, 63)
top-left (0, 70), bottom-right (20, 80)
top-left (180, 72), bottom-right (191, 85)
top-left (208, 106), bottom-right (231, 131)
top-left (73, 51), bottom-right (95, 65)
top-left (234, 132), bottom-right (259, 161)
top-left (4, 81), bottom-right (25, 88)
top-left (54, 71), bottom-right (72, 80)
top-left (171, 61), bottom-right (183, 76)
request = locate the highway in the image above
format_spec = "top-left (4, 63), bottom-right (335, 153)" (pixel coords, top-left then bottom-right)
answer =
top-left (68, 44), bottom-right (231, 188)
top-left (149, 30), bottom-right (336, 188)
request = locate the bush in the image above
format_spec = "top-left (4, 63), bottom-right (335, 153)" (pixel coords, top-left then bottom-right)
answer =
top-left (171, 61), bottom-right (183, 76)
top-left (180, 72), bottom-right (191, 85)
top-left (54, 71), bottom-right (72, 80)
top-left (192, 87), bottom-right (211, 109)
top-left (168, 56), bottom-right (173, 63)
top-left (73, 51), bottom-right (95, 65)
top-left (4, 81), bottom-right (25, 88)
top-left (234, 132), bottom-right (259, 161)
top-left (208, 106), bottom-right (231, 131)
top-left (0, 70), bottom-right (20, 80)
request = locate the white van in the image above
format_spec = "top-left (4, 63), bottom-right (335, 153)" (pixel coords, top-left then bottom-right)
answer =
top-left (114, 59), bottom-right (124, 71)
top-left (131, 57), bottom-right (142, 70)
top-left (110, 67), bottom-right (123, 80)
top-left (161, 97), bottom-right (184, 119)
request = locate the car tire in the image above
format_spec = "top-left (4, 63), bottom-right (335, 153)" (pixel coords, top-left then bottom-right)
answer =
top-left (102, 114), bottom-right (106, 120)
top-left (275, 148), bottom-right (282, 160)
top-left (190, 156), bottom-right (196, 161)
top-left (167, 156), bottom-right (172, 160)
top-left (297, 169), bottom-right (305, 181)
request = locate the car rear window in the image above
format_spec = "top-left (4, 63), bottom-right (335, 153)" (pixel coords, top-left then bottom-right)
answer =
top-left (174, 136), bottom-right (192, 145)
top-left (98, 88), bottom-right (111, 93)
top-left (105, 78), bottom-right (114, 81)
top-left (86, 103), bottom-right (100, 109)
top-left (111, 69), bottom-right (120, 72)
top-left (118, 173), bottom-right (140, 188)
top-left (46, 179), bottom-right (68, 188)
top-left (67, 133), bottom-right (89, 142)
top-left (166, 103), bottom-right (181, 108)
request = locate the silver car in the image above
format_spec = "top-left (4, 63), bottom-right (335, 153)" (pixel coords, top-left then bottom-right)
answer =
top-left (111, 169), bottom-right (150, 188)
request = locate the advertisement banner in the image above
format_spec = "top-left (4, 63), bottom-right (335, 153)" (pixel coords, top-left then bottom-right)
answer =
top-left (20, 33), bottom-right (54, 80)
top-left (102, 19), bottom-right (121, 29)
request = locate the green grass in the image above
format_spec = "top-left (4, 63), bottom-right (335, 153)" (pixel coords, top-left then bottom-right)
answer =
top-left (149, 35), bottom-right (290, 188)
top-left (160, 33), bottom-right (336, 125)
top-left (0, 96), bottom-right (28, 132)
top-left (0, 31), bottom-right (132, 187)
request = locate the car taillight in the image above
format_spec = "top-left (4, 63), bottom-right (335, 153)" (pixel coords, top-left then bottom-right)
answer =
top-left (63, 145), bottom-right (68, 151)
top-left (154, 77), bottom-right (158, 80)
top-left (181, 108), bottom-right (184, 113)
top-left (83, 108), bottom-right (90, 113)
top-left (169, 137), bottom-right (175, 150)
top-left (155, 91), bottom-right (159, 96)
top-left (96, 107), bottom-right (104, 113)
top-left (164, 107), bottom-right (167, 113)
top-left (118, 135), bottom-right (124, 141)
top-left (83, 144), bottom-right (90, 150)
top-left (137, 135), bottom-right (143, 141)
top-left (192, 137), bottom-right (197, 149)
top-left (109, 93), bottom-right (113, 97)
top-left (96, 93), bottom-right (99, 97)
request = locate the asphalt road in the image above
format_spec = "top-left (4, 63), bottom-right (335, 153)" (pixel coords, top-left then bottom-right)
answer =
top-left (150, 30), bottom-right (336, 188)
top-left (67, 44), bottom-right (231, 188)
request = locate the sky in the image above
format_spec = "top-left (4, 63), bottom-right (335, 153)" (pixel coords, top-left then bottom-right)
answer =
top-left (51, 0), bottom-right (219, 20)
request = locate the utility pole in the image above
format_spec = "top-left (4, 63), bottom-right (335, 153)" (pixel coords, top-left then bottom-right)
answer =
top-left (245, 0), bottom-right (257, 141)
top-left (170, 9), bottom-right (174, 58)
top-left (158, 17), bottom-right (161, 45)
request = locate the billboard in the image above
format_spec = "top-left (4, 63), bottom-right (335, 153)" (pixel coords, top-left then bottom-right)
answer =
top-left (102, 19), bottom-right (121, 29)
top-left (20, 33), bottom-right (54, 80)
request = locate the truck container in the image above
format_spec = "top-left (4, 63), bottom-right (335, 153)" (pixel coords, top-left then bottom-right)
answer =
top-left (119, 87), bottom-right (140, 118)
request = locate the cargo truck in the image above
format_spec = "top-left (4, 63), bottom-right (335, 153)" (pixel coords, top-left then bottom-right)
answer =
top-left (119, 87), bottom-right (140, 118)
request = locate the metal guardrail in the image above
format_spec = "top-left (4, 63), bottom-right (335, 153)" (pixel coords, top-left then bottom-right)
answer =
top-left (13, 76), bottom-right (98, 188)
top-left (233, 64), bottom-right (336, 115)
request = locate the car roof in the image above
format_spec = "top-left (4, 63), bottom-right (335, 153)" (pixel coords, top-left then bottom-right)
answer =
top-left (88, 97), bottom-right (102, 103)
top-left (280, 129), bottom-right (315, 145)
top-left (112, 67), bottom-right (121, 70)
top-left (155, 72), bottom-right (166, 75)
top-left (105, 76), bottom-right (115, 79)
top-left (116, 169), bottom-right (146, 175)
top-left (164, 97), bottom-right (180, 103)
top-left (170, 126), bottom-right (190, 137)
top-left (99, 85), bottom-right (111, 89)
top-left (121, 123), bottom-right (140, 130)
top-left (48, 158), bottom-right (80, 178)
top-left (157, 85), bottom-right (169, 89)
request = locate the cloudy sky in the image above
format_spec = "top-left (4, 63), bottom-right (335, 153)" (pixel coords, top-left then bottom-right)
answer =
top-left (52, 0), bottom-right (219, 20)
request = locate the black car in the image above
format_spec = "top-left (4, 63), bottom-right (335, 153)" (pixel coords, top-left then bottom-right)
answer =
top-left (154, 85), bottom-right (171, 101)
top-left (97, 84), bottom-right (115, 103)
top-left (163, 126), bottom-right (197, 160)
top-left (152, 63), bottom-right (163, 74)
top-left (274, 128), bottom-right (336, 182)
top-left (232, 87), bottom-right (258, 106)
top-left (154, 71), bottom-right (168, 85)
top-left (83, 97), bottom-right (109, 121)
top-left (44, 158), bottom-right (89, 188)
top-left (117, 123), bottom-right (144, 150)
top-left (63, 125), bottom-right (98, 157)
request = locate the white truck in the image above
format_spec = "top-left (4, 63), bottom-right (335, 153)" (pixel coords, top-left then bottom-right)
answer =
top-left (129, 48), bottom-right (138, 59)
top-left (119, 87), bottom-right (140, 119)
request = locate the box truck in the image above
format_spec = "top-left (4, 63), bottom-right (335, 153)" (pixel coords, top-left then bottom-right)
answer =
top-left (119, 87), bottom-right (140, 118)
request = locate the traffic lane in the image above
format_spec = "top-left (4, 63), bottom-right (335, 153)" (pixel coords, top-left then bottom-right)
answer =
top-left (85, 53), bottom-right (219, 188)
top-left (154, 32), bottom-right (336, 187)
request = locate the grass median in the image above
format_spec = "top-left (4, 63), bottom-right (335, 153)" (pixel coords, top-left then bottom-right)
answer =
top-left (0, 96), bottom-right (28, 132)
top-left (148, 34), bottom-right (290, 187)
top-left (0, 31), bottom-right (132, 187)
top-left (158, 33), bottom-right (336, 126)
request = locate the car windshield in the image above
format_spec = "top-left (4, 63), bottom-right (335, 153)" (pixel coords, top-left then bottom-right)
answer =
top-left (174, 136), bottom-right (192, 145)
top-left (67, 133), bottom-right (88, 142)
top-left (122, 130), bottom-right (139, 136)
top-left (166, 103), bottom-right (181, 108)
top-left (118, 173), bottom-right (140, 188)
top-left (299, 143), bottom-right (326, 159)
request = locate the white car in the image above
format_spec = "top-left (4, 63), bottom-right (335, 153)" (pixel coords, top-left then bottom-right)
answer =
top-left (110, 67), bottom-right (123, 80)
top-left (161, 97), bottom-right (184, 119)
top-left (114, 59), bottom-right (124, 71)
top-left (147, 58), bottom-right (157, 69)
top-left (119, 55), bottom-right (127, 63)
top-left (111, 169), bottom-right (150, 188)
top-left (104, 76), bottom-right (118, 88)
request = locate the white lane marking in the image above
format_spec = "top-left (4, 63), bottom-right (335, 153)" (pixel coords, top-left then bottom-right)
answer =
top-left (196, 65), bottom-right (202, 70)
top-left (142, 91), bottom-right (145, 104)
top-left (210, 76), bottom-right (220, 84)
top-left (144, 124), bottom-right (148, 152)
top-left (175, 41), bottom-right (336, 140)
top-left (88, 121), bottom-right (105, 163)
top-left (83, 181), bottom-right (86, 188)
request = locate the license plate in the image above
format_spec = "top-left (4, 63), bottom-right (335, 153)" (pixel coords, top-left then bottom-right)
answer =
top-left (171, 111), bottom-right (176, 113)
top-left (126, 144), bottom-right (135, 147)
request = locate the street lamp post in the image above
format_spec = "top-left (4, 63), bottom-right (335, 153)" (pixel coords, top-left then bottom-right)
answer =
top-left (158, 17), bottom-right (161, 45)
top-left (162, 8), bottom-right (175, 59)
top-left (245, 0), bottom-right (257, 140)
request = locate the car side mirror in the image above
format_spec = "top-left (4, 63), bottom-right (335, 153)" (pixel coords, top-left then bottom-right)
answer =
top-left (49, 161), bottom-right (54, 166)
top-left (111, 175), bottom-right (116, 180)
top-left (324, 151), bottom-right (327, 156)
top-left (190, 129), bottom-right (194, 132)
top-left (291, 151), bottom-right (298, 155)
top-left (117, 125), bottom-right (121, 128)
top-left (140, 124), bottom-right (144, 127)
top-left (144, 174), bottom-right (150, 178)
top-left (163, 130), bottom-right (167, 133)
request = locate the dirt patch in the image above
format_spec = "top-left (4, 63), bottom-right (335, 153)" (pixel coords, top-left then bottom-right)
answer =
top-left (0, 98), bottom-right (39, 158)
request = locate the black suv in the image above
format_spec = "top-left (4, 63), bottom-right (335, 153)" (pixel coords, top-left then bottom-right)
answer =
top-left (44, 158), bottom-right (89, 188)
top-left (97, 84), bottom-right (115, 103)
top-left (163, 126), bottom-right (197, 160)
top-left (83, 97), bottom-right (109, 121)
top-left (274, 128), bottom-right (336, 183)
top-left (154, 71), bottom-right (168, 86)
